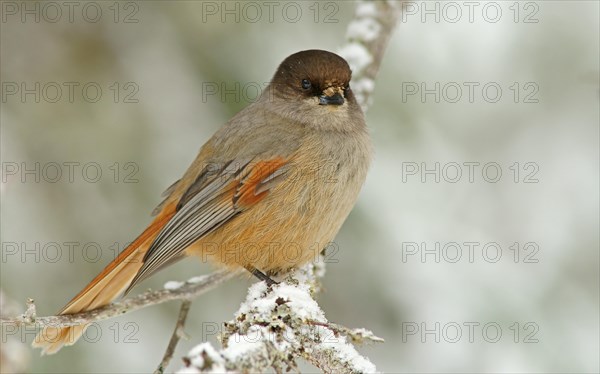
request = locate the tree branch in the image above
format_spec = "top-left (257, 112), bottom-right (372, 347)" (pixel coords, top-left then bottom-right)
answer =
top-left (0, 269), bottom-right (237, 329)
top-left (155, 300), bottom-right (192, 374)
top-left (338, 0), bottom-right (404, 111)
top-left (178, 261), bottom-right (384, 374)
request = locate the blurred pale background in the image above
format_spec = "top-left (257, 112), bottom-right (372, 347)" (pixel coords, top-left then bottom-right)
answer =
top-left (1, 1), bottom-right (598, 373)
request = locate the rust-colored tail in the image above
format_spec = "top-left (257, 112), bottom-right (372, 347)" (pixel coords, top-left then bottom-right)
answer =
top-left (32, 209), bottom-right (175, 355)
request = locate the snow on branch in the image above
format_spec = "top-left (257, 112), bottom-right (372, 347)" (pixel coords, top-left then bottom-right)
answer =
top-left (0, 270), bottom-right (237, 329)
top-left (338, 0), bottom-right (403, 111)
top-left (178, 261), bottom-right (384, 374)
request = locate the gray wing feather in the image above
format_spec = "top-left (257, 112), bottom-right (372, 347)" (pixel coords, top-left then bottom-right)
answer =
top-left (124, 158), bottom-right (253, 294)
top-left (151, 179), bottom-right (181, 216)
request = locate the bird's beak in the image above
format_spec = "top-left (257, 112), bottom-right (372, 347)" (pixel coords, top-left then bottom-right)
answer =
top-left (319, 86), bottom-right (345, 106)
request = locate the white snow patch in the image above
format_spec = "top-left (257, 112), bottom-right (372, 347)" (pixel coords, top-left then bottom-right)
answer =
top-left (347, 17), bottom-right (381, 42)
top-left (356, 2), bottom-right (378, 17)
top-left (317, 330), bottom-right (377, 373)
top-left (222, 330), bottom-right (268, 361)
top-left (277, 284), bottom-right (324, 320)
top-left (164, 280), bottom-right (184, 290)
top-left (351, 77), bottom-right (376, 110)
top-left (187, 275), bottom-right (208, 284)
top-left (237, 281), bottom-right (325, 322)
top-left (180, 342), bottom-right (227, 373)
top-left (338, 43), bottom-right (373, 74)
top-left (353, 77), bottom-right (375, 93)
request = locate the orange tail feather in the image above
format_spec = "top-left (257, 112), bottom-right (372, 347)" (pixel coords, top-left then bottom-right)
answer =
top-left (32, 208), bottom-right (175, 355)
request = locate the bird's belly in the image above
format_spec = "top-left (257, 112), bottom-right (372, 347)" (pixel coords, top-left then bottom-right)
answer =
top-left (186, 164), bottom-right (363, 272)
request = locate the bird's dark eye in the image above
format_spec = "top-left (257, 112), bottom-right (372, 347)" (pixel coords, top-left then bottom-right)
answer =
top-left (301, 79), bottom-right (312, 90)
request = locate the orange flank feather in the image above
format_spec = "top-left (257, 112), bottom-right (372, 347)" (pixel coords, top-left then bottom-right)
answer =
top-left (236, 158), bottom-right (288, 207)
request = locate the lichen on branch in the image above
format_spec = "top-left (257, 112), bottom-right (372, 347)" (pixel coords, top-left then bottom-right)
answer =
top-left (178, 262), bottom-right (383, 374)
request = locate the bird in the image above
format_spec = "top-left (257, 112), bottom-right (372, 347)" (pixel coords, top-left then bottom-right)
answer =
top-left (32, 49), bottom-right (372, 355)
